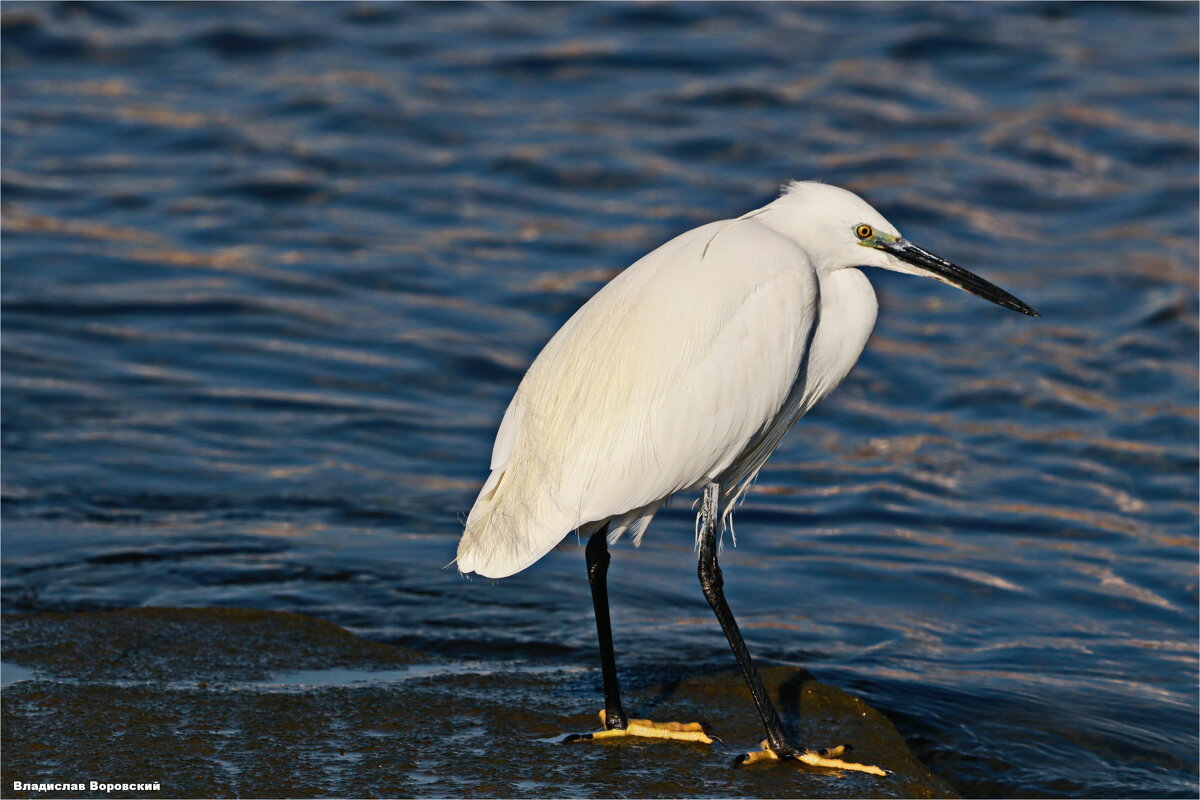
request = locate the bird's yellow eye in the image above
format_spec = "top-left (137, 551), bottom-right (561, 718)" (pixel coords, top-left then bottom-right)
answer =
top-left (855, 224), bottom-right (874, 240)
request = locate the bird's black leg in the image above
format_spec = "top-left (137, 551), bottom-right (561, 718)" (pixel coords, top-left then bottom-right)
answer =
top-left (566, 525), bottom-right (714, 745)
top-left (586, 525), bottom-right (628, 730)
top-left (696, 482), bottom-right (885, 774)
top-left (695, 482), bottom-right (795, 756)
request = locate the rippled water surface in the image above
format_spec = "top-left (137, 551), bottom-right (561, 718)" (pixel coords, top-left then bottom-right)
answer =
top-left (3, 2), bottom-right (1197, 797)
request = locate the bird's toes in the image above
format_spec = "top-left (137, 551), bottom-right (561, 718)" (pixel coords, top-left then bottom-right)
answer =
top-left (810, 743), bottom-right (849, 759)
top-left (735, 740), bottom-right (886, 776)
top-left (795, 745), bottom-right (888, 776)
top-left (733, 740), bottom-right (782, 767)
top-left (564, 711), bottom-right (715, 745)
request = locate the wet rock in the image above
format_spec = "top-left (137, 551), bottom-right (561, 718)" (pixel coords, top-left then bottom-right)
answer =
top-left (2, 608), bottom-right (956, 798)
top-left (2, 607), bottom-right (421, 682)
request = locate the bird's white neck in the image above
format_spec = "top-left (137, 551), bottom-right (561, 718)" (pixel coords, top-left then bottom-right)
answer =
top-left (802, 267), bottom-right (878, 406)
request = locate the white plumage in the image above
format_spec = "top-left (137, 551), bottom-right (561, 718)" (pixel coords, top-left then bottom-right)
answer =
top-left (457, 181), bottom-right (1038, 579)
top-left (456, 182), bottom-right (891, 579)
top-left (453, 180), bottom-right (1037, 767)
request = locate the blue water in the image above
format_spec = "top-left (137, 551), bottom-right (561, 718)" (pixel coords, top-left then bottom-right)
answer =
top-left (3, 2), bottom-right (1197, 797)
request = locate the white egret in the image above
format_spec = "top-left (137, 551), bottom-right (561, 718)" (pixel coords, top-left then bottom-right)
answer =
top-left (456, 181), bottom-right (1037, 771)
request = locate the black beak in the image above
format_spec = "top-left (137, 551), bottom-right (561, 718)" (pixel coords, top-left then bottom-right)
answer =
top-left (881, 239), bottom-right (1039, 318)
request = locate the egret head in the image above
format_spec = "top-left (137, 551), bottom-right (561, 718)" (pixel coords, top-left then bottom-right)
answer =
top-left (765, 181), bottom-right (1039, 317)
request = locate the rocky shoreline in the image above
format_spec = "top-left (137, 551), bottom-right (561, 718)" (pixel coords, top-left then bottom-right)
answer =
top-left (2, 608), bottom-right (956, 798)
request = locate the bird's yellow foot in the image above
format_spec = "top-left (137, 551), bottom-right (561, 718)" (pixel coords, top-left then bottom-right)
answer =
top-left (563, 709), bottom-right (714, 744)
top-left (736, 741), bottom-right (887, 776)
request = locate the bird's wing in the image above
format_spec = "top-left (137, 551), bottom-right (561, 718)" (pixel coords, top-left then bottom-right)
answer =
top-left (490, 387), bottom-right (524, 471)
top-left (457, 218), bottom-right (819, 578)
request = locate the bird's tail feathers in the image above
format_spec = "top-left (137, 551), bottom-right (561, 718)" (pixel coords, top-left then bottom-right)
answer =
top-left (455, 462), bottom-right (569, 579)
